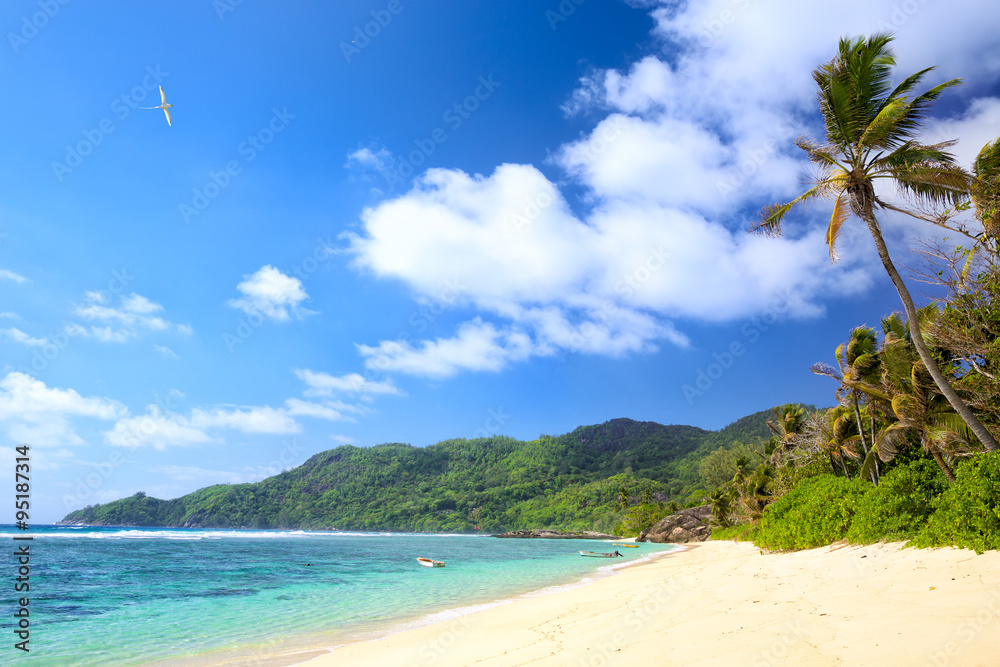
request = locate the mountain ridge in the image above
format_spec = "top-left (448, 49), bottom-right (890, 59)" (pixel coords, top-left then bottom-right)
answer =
top-left (60, 411), bottom-right (776, 532)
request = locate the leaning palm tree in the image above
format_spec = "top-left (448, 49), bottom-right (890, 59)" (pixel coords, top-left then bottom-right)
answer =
top-left (971, 137), bottom-right (1000, 249)
top-left (752, 32), bottom-right (999, 452)
top-left (876, 320), bottom-right (979, 481)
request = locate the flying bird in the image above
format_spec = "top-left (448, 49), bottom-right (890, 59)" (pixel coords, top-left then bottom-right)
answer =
top-left (139, 85), bottom-right (174, 126)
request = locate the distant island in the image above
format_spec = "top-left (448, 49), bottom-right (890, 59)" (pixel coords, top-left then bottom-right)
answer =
top-left (59, 412), bottom-right (775, 533)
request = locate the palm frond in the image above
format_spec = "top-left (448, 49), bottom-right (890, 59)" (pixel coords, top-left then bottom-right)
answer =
top-left (826, 194), bottom-right (852, 261)
top-left (884, 67), bottom-right (933, 105)
top-left (752, 182), bottom-right (832, 236)
top-left (972, 137), bottom-right (1000, 234)
top-left (875, 423), bottom-right (909, 462)
top-left (859, 97), bottom-right (909, 151)
top-left (858, 448), bottom-right (880, 483)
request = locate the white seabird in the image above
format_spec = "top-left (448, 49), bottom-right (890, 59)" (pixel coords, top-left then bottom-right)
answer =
top-left (139, 85), bottom-right (174, 126)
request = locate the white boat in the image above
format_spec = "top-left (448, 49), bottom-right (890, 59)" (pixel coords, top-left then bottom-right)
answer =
top-left (579, 550), bottom-right (622, 558)
top-left (417, 557), bottom-right (445, 568)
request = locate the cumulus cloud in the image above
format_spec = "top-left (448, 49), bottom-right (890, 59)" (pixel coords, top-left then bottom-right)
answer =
top-left (0, 372), bottom-right (125, 447)
top-left (343, 0), bottom-right (998, 379)
top-left (227, 265), bottom-right (315, 321)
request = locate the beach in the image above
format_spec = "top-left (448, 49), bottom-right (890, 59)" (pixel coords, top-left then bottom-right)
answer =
top-left (304, 540), bottom-right (1000, 666)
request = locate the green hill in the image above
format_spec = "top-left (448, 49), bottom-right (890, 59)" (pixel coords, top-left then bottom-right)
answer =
top-left (60, 412), bottom-right (774, 532)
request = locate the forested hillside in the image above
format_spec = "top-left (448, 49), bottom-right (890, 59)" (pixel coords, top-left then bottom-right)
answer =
top-left (61, 413), bottom-right (773, 532)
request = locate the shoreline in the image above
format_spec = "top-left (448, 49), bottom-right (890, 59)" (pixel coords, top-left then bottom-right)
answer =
top-left (289, 540), bottom-right (1000, 666)
top-left (150, 540), bottom-right (679, 667)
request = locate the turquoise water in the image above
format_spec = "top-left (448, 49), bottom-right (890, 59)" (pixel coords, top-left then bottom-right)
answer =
top-left (1, 526), bottom-right (677, 666)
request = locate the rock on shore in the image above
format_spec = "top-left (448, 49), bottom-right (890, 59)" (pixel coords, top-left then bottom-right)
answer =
top-left (638, 505), bottom-right (711, 543)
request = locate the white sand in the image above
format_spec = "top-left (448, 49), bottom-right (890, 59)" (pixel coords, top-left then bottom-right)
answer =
top-left (294, 540), bottom-right (1000, 666)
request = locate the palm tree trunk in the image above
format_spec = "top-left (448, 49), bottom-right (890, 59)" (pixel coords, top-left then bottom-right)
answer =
top-left (852, 395), bottom-right (878, 485)
top-left (927, 443), bottom-right (957, 482)
top-left (857, 205), bottom-right (1000, 452)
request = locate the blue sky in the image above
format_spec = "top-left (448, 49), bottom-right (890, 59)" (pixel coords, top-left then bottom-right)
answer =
top-left (3, 0), bottom-right (999, 523)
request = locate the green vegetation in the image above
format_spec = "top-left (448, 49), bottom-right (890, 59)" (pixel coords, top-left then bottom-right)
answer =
top-left (754, 475), bottom-right (868, 551)
top-left (706, 33), bottom-right (1000, 554)
top-left (913, 452), bottom-right (1000, 553)
top-left (847, 458), bottom-right (948, 544)
top-left (62, 416), bottom-right (773, 532)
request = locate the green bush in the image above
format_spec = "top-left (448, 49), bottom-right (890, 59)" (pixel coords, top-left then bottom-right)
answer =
top-left (753, 474), bottom-right (869, 551)
top-left (913, 452), bottom-right (1000, 554)
top-left (847, 459), bottom-right (948, 544)
top-left (709, 524), bottom-right (757, 541)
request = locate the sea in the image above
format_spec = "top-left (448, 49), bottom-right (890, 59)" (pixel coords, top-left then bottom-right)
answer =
top-left (2, 525), bottom-right (679, 666)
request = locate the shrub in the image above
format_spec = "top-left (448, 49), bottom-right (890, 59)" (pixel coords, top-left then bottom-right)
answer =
top-left (753, 474), bottom-right (869, 551)
top-left (847, 458), bottom-right (948, 544)
top-left (913, 452), bottom-right (1000, 554)
top-left (709, 524), bottom-right (756, 541)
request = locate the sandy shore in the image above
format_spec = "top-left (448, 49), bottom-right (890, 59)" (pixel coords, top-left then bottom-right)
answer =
top-left (292, 540), bottom-right (1000, 667)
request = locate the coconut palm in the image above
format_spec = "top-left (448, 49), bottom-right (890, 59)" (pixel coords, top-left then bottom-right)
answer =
top-left (875, 319), bottom-right (977, 481)
top-left (972, 137), bottom-right (1000, 248)
top-left (752, 32), bottom-right (999, 452)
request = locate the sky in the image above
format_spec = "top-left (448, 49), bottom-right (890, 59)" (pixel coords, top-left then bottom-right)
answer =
top-left (2, 0), bottom-right (1000, 524)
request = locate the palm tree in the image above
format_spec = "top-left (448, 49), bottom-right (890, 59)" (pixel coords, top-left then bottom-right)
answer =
top-left (875, 316), bottom-right (978, 481)
top-left (752, 32), bottom-right (999, 452)
top-left (765, 404), bottom-right (806, 462)
top-left (972, 138), bottom-right (1000, 248)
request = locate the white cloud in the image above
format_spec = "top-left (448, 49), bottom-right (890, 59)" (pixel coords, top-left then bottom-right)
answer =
top-left (0, 372), bottom-right (125, 447)
top-left (0, 269), bottom-right (27, 283)
top-left (154, 345), bottom-right (179, 359)
top-left (294, 369), bottom-right (401, 397)
top-left (0, 312), bottom-right (20, 319)
top-left (103, 406), bottom-right (215, 450)
top-left (189, 406), bottom-right (301, 435)
top-left (102, 373), bottom-right (370, 449)
top-left (1, 327), bottom-right (47, 347)
top-left (343, 0), bottom-right (997, 379)
top-left (71, 292), bottom-right (190, 342)
top-left (227, 265), bottom-right (315, 321)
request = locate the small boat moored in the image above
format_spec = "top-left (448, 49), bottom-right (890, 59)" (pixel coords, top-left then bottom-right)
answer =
top-left (417, 557), bottom-right (446, 568)
top-left (612, 543), bottom-right (640, 548)
top-left (579, 550), bottom-right (623, 558)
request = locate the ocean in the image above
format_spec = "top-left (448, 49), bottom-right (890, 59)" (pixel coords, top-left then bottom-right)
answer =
top-left (2, 525), bottom-right (679, 666)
